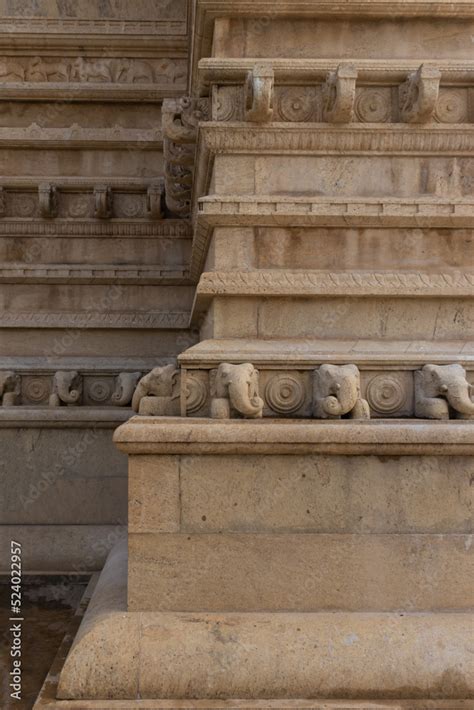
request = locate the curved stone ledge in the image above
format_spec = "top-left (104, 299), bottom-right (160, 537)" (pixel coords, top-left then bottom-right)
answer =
top-left (57, 542), bottom-right (473, 701)
top-left (114, 417), bottom-right (474, 455)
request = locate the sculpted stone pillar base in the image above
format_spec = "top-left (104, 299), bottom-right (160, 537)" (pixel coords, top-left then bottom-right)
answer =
top-left (35, 419), bottom-right (473, 709)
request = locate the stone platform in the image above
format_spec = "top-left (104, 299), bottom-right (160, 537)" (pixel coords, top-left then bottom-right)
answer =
top-left (33, 418), bottom-right (474, 708)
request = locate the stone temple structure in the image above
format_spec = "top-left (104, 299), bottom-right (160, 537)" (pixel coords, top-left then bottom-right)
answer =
top-left (0, 0), bottom-right (473, 707)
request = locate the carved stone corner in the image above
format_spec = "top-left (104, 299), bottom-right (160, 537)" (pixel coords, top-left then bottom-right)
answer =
top-left (399, 64), bottom-right (441, 123)
top-left (322, 64), bottom-right (358, 123)
top-left (244, 64), bottom-right (274, 123)
top-left (94, 185), bottom-right (113, 220)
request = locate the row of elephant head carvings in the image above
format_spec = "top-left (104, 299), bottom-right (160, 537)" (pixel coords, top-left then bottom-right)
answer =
top-left (131, 362), bottom-right (474, 421)
top-left (1, 363), bottom-right (473, 420)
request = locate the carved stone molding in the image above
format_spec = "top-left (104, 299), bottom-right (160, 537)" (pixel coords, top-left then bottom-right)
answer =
top-left (0, 311), bottom-right (190, 329)
top-left (0, 125), bottom-right (162, 149)
top-left (196, 270), bottom-right (474, 300)
top-left (0, 220), bottom-right (191, 237)
top-left (0, 265), bottom-right (191, 285)
top-left (200, 123), bottom-right (474, 156)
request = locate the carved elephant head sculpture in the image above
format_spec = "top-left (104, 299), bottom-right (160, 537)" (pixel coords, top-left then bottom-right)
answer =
top-left (112, 371), bottom-right (142, 407)
top-left (211, 362), bottom-right (264, 419)
top-left (49, 371), bottom-right (82, 407)
top-left (313, 364), bottom-right (370, 419)
top-left (0, 371), bottom-right (20, 406)
top-left (132, 364), bottom-right (180, 415)
top-left (415, 363), bottom-right (474, 419)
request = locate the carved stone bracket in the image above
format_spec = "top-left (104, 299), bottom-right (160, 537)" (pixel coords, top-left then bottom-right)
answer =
top-left (415, 364), bottom-right (474, 419)
top-left (322, 64), bottom-right (358, 123)
top-left (147, 183), bottom-right (164, 220)
top-left (399, 64), bottom-right (441, 123)
top-left (162, 96), bottom-right (210, 218)
top-left (94, 185), bottom-right (113, 220)
top-left (244, 64), bottom-right (274, 122)
top-left (38, 183), bottom-right (58, 219)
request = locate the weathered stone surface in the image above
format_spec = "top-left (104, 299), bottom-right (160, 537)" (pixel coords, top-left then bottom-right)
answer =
top-left (128, 455), bottom-right (180, 533)
top-left (179, 454), bottom-right (474, 533)
top-left (128, 531), bottom-right (473, 612)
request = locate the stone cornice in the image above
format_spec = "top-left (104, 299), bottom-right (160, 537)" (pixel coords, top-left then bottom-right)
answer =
top-left (178, 338), bottom-right (474, 369)
top-left (0, 126), bottom-right (162, 150)
top-left (114, 416), bottom-right (474, 456)
top-left (0, 408), bottom-right (131, 428)
top-left (197, 58), bottom-right (474, 94)
top-left (0, 84), bottom-right (186, 103)
top-left (199, 123), bottom-right (474, 156)
top-left (0, 264), bottom-right (192, 285)
top-left (196, 270), bottom-right (474, 301)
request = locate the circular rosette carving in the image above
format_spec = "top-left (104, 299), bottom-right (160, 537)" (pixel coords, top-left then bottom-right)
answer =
top-left (185, 374), bottom-right (208, 414)
top-left (23, 377), bottom-right (49, 404)
top-left (265, 374), bottom-right (305, 414)
top-left (68, 195), bottom-right (91, 218)
top-left (87, 378), bottom-right (113, 404)
top-left (277, 88), bottom-right (314, 122)
top-left (118, 195), bottom-right (143, 218)
top-left (366, 375), bottom-right (407, 415)
top-left (13, 195), bottom-right (36, 218)
top-left (355, 90), bottom-right (391, 123)
top-left (435, 91), bottom-right (468, 124)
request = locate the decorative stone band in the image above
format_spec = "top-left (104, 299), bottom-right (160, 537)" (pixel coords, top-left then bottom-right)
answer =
top-left (0, 264), bottom-right (191, 285)
top-left (192, 197), bottom-right (474, 278)
top-left (0, 181), bottom-right (166, 221)
top-left (0, 311), bottom-right (190, 329)
top-left (195, 270), bottom-right (474, 303)
top-left (0, 220), bottom-right (190, 238)
top-left (198, 57), bottom-right (474, 92)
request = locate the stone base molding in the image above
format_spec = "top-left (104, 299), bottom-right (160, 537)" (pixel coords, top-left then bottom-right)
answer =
top-left (34, 540), bottom-right (473, 706)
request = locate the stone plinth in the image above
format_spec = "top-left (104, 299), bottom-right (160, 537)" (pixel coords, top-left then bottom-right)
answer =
top-left (40, 417), bottom-right (474, 706)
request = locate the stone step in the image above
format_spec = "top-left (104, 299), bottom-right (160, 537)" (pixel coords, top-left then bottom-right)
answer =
top-left (128, 532), bottom-right (473, 612)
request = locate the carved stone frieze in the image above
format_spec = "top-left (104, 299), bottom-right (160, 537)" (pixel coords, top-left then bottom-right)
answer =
top-left (415, 364), bottom-right (474, 419)
top-left (111, 372), bottom-right (143, 407)
top-left (399, 65), bottom-right (441, 123)
top-left (0, 183), bottom-right (170, 222)
top-left (365, 374), bottom-right (409, 415)
top-left (0, 56), bottom-right (187, 85)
